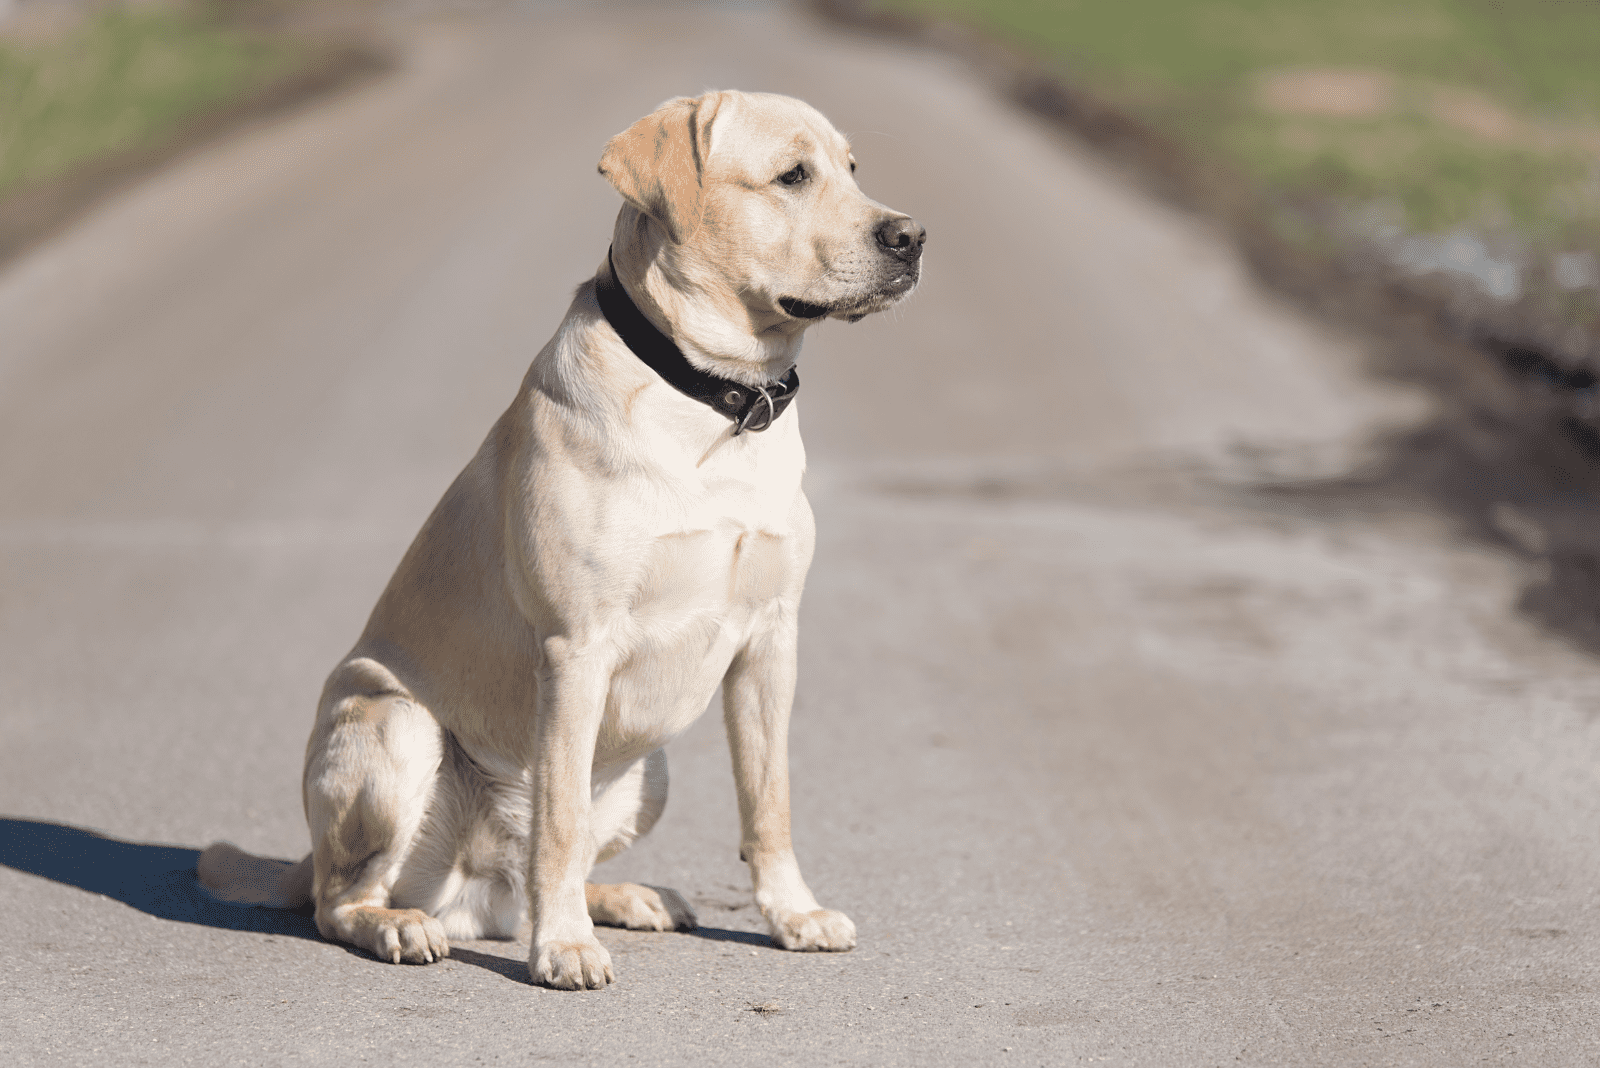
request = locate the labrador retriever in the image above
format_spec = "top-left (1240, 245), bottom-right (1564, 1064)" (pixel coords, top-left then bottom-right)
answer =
top-left (199, 90), bottom-right (924, 990)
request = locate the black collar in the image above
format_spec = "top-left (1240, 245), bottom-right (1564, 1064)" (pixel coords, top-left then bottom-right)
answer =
top-left (594, 249), bottom-right (799, 435)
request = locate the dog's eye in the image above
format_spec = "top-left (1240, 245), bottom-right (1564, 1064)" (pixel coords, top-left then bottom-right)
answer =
top-left (849, 160), bottom-right (857, 173)
top-left (778, 164), bottom-right (807, 186)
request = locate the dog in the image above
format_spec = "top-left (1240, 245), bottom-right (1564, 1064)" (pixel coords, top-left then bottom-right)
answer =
top-left (199, 90), bottom-right (925, 990)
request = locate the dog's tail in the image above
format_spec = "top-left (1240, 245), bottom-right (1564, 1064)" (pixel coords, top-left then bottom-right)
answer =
top-left (197, 842), bottom-right (314, 909)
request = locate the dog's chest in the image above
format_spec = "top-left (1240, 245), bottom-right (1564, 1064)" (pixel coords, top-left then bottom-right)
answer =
top-left (595, 474), bottom-right (807, 762)
top-left (631, 520), bottom-right (792, 620)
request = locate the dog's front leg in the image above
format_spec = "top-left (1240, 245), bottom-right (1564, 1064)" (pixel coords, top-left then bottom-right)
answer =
top-left (528, 637), bottom-right (615, 989)
top-left (723, 625), bottom-right (857, 952)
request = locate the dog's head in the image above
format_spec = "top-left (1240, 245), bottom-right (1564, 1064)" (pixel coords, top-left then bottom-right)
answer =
top-left (600, 90), bottom-right (924, 382)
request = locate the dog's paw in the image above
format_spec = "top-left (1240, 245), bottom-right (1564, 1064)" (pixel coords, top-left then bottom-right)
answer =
top-left (531, 938), bottom-right (614, 990)
top-left (587, 882), bottom-right (698, 932)
top-left (372, 909), bottom-right (450, 965)
top-left (769, 908), bottom-right (856, 952)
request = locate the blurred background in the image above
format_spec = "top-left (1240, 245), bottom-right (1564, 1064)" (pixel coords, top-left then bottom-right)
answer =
top-left (892, 0), bottom-right (1600, 276)
top-left (7, 0), bottom-right (1598, 355)
top-left (864, 0), bottom-right (1600, 461)
top-left (5, 0), bottom-right (1599, 441)
top-left (3, 1), bottom-right (1600, 1063)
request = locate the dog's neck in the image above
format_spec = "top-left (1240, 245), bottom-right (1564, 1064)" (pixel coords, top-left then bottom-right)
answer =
top-left (595, 251), bottom-right (798, 436)
top-left (609, 213), bottom-right (806, 389)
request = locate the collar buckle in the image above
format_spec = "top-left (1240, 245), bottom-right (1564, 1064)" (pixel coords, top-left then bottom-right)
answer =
top-left (733, 384), bottom-right (776, 436)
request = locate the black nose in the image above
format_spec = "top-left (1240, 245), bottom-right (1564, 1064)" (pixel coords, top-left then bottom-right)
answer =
top-left (875, 216), bottom-right (926, 261)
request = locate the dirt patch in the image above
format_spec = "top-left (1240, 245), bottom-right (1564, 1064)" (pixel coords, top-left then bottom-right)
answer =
top-left (1256, 66), bottom-right (1600, 157)
top-left (1423, 85), bottom-right (1600, 156)
top-left (1258, 69), bottom-right (1395, 118)
top-left (1428, 86), bottom-right (1521, 143)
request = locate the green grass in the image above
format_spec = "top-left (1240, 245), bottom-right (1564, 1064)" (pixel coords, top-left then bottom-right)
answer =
top-left (0, 3), bottom-right (308, 199)
top-left (884, 0), bottom-right (1600, 238)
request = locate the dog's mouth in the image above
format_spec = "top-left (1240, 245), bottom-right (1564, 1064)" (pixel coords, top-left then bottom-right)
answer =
top-left (778, 296), bottom-right (832, 319)
top-left (778, 271), bottom-right (920, 323)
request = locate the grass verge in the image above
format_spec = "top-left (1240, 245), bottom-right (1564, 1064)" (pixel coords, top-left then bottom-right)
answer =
top-left (0, 1), bottom-right (383, 264)
top-left (877, 0), bottom-right (1600, 243)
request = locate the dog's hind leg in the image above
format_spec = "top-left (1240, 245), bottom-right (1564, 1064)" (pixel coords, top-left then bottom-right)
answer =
top-left (585, 881), bottom-right (696, 931)
top-left (303, 657), bottom-right (450, 964)
top-left (584, 750), bottom-right (697, 932)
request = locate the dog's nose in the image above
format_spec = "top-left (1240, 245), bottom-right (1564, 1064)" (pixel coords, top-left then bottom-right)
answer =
top-left (875, 216), bottom-right (926, 261)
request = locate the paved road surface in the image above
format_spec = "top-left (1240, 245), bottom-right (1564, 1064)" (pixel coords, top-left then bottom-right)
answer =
top-left (3, 2), bottom-right (1597, 1064)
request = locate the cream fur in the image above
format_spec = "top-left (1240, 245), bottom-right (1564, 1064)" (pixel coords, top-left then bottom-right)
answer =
top-left (199, 90), bottom-right (922, 989)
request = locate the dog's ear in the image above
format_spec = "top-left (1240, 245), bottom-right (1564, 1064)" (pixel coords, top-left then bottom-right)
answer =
top-left (598, 93), bottom-right (722, 244)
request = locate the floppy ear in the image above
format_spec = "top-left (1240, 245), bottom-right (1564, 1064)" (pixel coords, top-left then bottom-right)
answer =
top-left (598, 93), bottom-right (722, 244)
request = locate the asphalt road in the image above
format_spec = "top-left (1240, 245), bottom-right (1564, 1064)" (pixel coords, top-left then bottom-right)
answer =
top-left (3, 2), bottom-right (1598, 1065)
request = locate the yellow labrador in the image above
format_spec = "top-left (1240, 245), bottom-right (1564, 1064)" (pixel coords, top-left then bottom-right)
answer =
top-left (199, 90), bottom-right (924, 990)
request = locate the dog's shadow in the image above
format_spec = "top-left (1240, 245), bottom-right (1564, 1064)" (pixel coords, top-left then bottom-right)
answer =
top-left (0, 817), bottom-right (321, 938)
top-left (2, 817), bottom-right (773, 983)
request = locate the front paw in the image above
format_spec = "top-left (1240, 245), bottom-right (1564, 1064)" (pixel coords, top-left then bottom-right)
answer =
top-left (770, 908), bottom-right (856, 952)
top-left (531, 938), bottom-right (614, 990)
top-left (372, 909), bottom-right (450, 965)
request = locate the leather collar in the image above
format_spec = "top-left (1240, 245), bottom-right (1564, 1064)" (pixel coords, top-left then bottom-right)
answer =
top-left (594, 249), bottom-right (799, 435)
